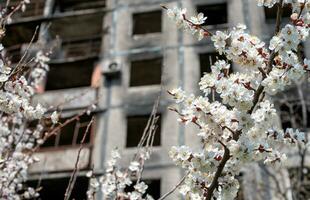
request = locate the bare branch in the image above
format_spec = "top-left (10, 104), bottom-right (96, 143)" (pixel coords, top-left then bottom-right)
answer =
top-left (158, 172), bottom-right (189, 200)
top-left (64, 117), bottom-right (94, 200)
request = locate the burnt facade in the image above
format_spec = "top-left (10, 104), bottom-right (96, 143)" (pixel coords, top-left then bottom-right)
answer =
top-left (2, 0), bottom-right (310, 199)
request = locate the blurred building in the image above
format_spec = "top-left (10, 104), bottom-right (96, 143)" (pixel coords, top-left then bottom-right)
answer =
top-left (1, 0), bottom-right (310, 199)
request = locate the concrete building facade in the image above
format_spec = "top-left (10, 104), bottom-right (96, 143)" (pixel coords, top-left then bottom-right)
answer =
top-left (2, 0), bottom-right (310, 199)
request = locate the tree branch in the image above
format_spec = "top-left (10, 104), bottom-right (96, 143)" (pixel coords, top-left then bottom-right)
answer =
top-left (158, 172), bottom-right (189, 200)
top-left (64, 117), bottom-right (94, 200)
top-left (205, 1), bottom-right (284, 199)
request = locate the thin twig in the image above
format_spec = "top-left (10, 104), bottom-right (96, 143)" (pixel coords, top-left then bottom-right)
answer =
top-left (13, 25), bottom-right (39, 72)
top-left (64, 117), bottom-right (94, 200)
top-left (157, 172), bottom-right (189, 200)
top-left (259, 163), bottom-right (289, 200)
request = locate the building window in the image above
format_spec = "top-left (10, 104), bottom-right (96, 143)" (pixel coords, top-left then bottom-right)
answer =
top-left (279, 102), bottom-right (310, 130)
top-left (3, 21), bottom-right (40, 63)
top-left (49, 13), bottom-right (103, 61)
top-left (54, 0), bottom-right (106, 12)
top-left (279, 103), bottom-right (293, 130)
top-left (133, 10), bottom-right (162, 35)
top-left (130, 57), bottom-right (162, 87)
top-left (50, 13), bottom-right (103, 42)
top-left (264, 5), bottom-right (291, 22)
top-left (199, 52), bottom-right (229, 77)
top-left (126, 115), bottom-right (161, 148)
top-left (197, 3), bottom-right (228, 26)
top-left (26, 177), bottom-right (89, 200)
top-left (61, 37), bottom-right (102, 59)
top-left (45, 57), bottom-right (97, 91)
top-left (41, 113), bottom-right (93, 148)
top-left (3, 22), bottom-right (40, 47)
top-left (125, 179), bottom-right (161, 199)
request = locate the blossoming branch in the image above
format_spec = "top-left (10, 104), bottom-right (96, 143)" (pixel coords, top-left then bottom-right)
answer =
top-left (165, 0), bottom-right (309, 199)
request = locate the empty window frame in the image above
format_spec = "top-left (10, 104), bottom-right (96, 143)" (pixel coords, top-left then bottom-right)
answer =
top-left (125, 179), bottom-right (161, 199)
top-left (126, 115), bottom-right (161, 148)
top-left (3, 22), bottom-right (40, 47)
top-left (133, 10), bottom-right (162, 35)
top-left (3, 21), bottom-right (40, 63)
top-left (264, 5), bottom-right (291, 22)
top-left (279, 101), bottom-right (310, 130)
top-left (54, 0), bottom-right (106, 12)
top-left (45, 58), bottom-right (97, 91)
top-left (49, 13), bottom-right (103, 41)
top-left (61, 37), bottom-right (102, 59)
top-left (41, 113), bottom-right (93, 148)
top-left (196, 3), bottom-right (228, 26)
top-left (199, 52), bottom-right (229, 77)
top-left (26, 177), bottom-right (89, 200)
top-left (130, 57), bottom-right (162, 87)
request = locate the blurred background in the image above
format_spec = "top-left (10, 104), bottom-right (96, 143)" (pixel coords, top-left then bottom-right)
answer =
top-left (1, 0), bottom-right (310, 199)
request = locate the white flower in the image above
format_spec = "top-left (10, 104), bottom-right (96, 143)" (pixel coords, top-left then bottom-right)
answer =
top-left (90, 178), bottom-right (99, 188)
top-left (269, 36), bottom-right (282, 51)
top-left (257, 0), bottom-right (277, 8)
top-left (190, 13), bottom-right (207, 25)
top-left (179, 184), bottom-right (191, 195)
top-left (134, 182), bottom-right (148, 194)
top-left (191, 193), bottom-right (203, 200)
top-left (111, 148), bottom-right (121, 159)
top-left (86, 170), bottom-right (93, 178)
top-left (51, 111), bottom-right (59, 124)
top-left (129, 161), bottom-right (140, 172)
top-left (211, 31), bottom-right (229, 54)
top-left (129, 191), bottom-right (142, 200)
top-left (169, 87), bottom-right (186, 103)
top-left (145, 194), bottom-right (154, 200)
top-left (197, 29), bottom-right (205, 41)
top-left (177, 146), bottom-right (191, 161)
top-left (304, 58), bottom-right (310, 70)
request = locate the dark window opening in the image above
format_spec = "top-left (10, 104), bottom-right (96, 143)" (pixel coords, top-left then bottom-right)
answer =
top-left (279, 103), bottom-right (310, 130)
top-left (125, 179), bottom-right (161, 199)
top-left (54, 0), bottom-right (106, 12)
top-left (264, 5), bottom-right (292, 21)
top-left (50, 14), bottom-right (103, 41)
top-left (133, 10), bottom-right (162, 35)
top-left (1, 0), bottom-right (45, 19)
top-left (288, 168), bottom-right (310, 200)
top-left (199, 52), bottom-right (230, 77)
top-left (41, 113), bottom-right (93, 148)
top-left (5, 46), bottom-right (22, 63)
top-left (45, 58), bottom-right (97, 91)
top-left (62, 37), bottom-right (102, 59)
top-left (130, 57), bottom-right (162, 87)
top-left (126, 115), bottom-right (161, 148)
top-left (279, 104), bottom-right (292, 130)
top-left (2, 22), bottom-right (40, 47)
top-left (26, 177), bottom-right (89, 200)
top-left (41, 134), bottom-right (57, 148)
top-left (2, 22), bottom-right (40, 63)
top-left (197, 3), bottom-right (228, 26)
